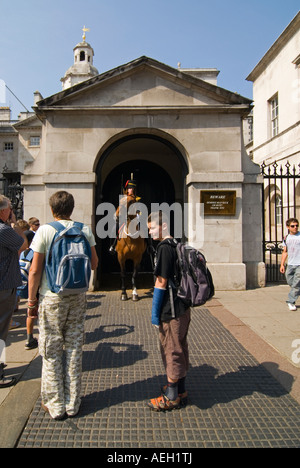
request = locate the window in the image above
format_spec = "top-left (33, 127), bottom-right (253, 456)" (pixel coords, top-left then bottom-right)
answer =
top-left (247, 116), bottom-right (253, 142)
top-left (29, 136), bottom-right (40, 146)
top-left (269, 94), bottom-right (279, 137)
top-left (275, 195), bottom-right (282, 225)
top-left (4, 142), bottom-right (13, 151)
top-left (80, 51), bottom-right (85, 61)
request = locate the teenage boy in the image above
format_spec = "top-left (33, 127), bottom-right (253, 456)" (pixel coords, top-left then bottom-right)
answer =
top-left (28, 191), bottom-right (98, 419)
top-left (147, 211), bottom-right (190, 411)
top-left (280, 218), bottom-right (300, 311)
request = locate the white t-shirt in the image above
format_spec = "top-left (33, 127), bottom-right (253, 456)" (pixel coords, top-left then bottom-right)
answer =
top-left (283, 232), bottom-right (300, 266)
top-left (31, 220), bottom-right (96, 297)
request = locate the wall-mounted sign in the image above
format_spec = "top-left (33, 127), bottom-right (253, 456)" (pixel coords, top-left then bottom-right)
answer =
top-left (200, 190), bottom-right (236, 216)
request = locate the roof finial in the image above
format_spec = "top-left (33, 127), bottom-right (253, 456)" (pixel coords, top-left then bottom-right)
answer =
top-left (82, 25), bottom-right (90, 42)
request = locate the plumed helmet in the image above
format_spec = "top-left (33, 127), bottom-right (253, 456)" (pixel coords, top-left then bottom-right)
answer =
top-left (125, 180), bottom-right (137, 189)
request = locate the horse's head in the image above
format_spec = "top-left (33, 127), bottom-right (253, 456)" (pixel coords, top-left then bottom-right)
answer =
top-left (127, 195), bottom-right (138, 221)
top-left (116, 194), bottom-right (137, 220)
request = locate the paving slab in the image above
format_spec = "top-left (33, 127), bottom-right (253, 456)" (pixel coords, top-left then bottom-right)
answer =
top-left (215, 285), bottom-right (300, 369)
top-left (11, 290), bottom-right (300, 449)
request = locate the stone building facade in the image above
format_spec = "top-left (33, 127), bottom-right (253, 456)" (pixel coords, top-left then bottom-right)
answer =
top-left (246, 11), bottom-right (300, 168)
top-left (17, 45), bottom-right (263, 290)
top-left (246, 12), bottom-right (300, 269)
top-left (0, 107), bottom-right (19, 179)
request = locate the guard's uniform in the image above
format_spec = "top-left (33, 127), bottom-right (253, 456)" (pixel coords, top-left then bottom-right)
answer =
top-left (109, 179), bottom-right (138, 253)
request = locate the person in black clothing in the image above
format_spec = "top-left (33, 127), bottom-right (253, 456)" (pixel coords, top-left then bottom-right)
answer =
top-left (0, 196), bottom-right (26, 388)
top-left (147, 211), bottom-right (191, 411)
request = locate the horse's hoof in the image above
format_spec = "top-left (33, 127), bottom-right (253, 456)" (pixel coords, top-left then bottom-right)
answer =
top-left (132, 294), bottom-right (139, 302)
top-left (121, 294), bottom-right (128, 301)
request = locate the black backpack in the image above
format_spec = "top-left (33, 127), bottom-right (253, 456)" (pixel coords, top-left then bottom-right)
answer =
top-left (175, 242), bottom-right (214, 307)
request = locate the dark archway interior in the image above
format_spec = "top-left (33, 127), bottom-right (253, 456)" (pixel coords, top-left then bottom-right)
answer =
top-left (94, 134), bottom-right (188, 289)
top-left (99, 159), bottom-right (175, 279)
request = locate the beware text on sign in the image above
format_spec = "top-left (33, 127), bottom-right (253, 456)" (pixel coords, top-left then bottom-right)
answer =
top-left (200, 190), bottom-right (236, 216)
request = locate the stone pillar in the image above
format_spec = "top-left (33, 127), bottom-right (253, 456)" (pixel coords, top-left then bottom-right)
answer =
top-left (185, 149), bottom-right (264, 290)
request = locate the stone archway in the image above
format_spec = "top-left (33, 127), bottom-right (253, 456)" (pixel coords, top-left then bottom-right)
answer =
top-left (94, 133), bottom-right (188, 287)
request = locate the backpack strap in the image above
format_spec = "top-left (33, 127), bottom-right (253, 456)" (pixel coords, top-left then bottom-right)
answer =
top-left (20, 247), bottom-right (33, 259)
top-left (48, 221), bottom-right (84, 232)
top-left (26, 249), bottom-right (34, 261)
top-left (73, 221), bottom-right (84, 230)
top-left (47, 221), bottom-right (66, 232)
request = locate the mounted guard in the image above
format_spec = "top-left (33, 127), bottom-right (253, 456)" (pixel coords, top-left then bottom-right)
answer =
top-left (109, 178), bottom-right (147, 301)
top-left (109, 179), bottom-right (140, 255)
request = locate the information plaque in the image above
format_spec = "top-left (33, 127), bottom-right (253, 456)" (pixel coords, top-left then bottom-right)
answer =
top-left (200, 190), bottom-right (236, 216)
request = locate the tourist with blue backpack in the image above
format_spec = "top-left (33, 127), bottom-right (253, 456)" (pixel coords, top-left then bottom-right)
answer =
top-left (17, 247), bottom-right (39, 350)
top-left (16, 222), bottom-right (39, 350)
top-left (28, 191), bottom-right (98, 419)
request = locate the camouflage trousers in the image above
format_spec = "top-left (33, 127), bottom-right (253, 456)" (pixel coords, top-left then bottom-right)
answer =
top-left (38, 293), bottom-right (86, 419)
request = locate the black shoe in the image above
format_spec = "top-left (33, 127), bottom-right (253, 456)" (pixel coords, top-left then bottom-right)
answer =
top-left (25, 337), bottom-right (38, 350)
top-left (0, 376), bottom-right (16, 388)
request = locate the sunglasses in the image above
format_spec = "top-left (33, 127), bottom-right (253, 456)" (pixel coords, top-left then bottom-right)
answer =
top-left (290, 224), bottom-right (298, 228)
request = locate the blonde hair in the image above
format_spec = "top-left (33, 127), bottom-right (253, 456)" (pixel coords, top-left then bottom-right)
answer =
top-left (16, 220), bottom-right (30, 231)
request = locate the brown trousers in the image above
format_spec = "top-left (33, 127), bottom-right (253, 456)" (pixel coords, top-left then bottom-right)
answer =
top-left (159, 308), bottom-right (191, 381)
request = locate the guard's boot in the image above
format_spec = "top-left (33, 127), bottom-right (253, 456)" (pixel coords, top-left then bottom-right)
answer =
top-left (109, 238), bottom-right (118, 255)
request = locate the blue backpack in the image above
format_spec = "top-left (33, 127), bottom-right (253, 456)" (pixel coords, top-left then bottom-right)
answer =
top-left (45, 221), bottom-right (92, 295)
top-left (17, 248), bottom-right (34, 299)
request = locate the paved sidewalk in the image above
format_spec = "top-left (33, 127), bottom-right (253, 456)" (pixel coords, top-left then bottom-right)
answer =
top-left (216, 284), bottom-right (300, 370)
top-left (1, 285), bottom-right (300, 448)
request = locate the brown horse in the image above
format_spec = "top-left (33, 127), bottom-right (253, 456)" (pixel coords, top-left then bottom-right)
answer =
top-left (115, 195), bottom-right (147, 301)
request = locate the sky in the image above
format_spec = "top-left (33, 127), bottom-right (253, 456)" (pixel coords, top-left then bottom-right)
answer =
top-left (0, 0), bottom-right (299, 119)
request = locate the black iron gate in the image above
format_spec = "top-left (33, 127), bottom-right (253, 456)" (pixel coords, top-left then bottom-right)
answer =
top-left (262, 161), bottom-right (300, 282)
top-left (0, 170), bottom-right (23, 219)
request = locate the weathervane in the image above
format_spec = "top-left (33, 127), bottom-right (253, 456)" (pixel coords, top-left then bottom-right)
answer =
top-left (82, 25), bottom-right (90, 41)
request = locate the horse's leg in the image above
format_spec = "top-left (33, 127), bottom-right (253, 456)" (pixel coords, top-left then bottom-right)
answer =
top-left (132, 260), bottom-right (140, 301)
top-left (119, 258), bottom-right (128, 301)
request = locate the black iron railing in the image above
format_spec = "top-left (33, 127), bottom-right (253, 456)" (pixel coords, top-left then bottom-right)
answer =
top-left (261, 161), bottom-right (300, 282)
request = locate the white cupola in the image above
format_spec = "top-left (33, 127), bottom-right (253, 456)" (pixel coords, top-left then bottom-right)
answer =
top-left (61, 26), bottom-right (99, 90)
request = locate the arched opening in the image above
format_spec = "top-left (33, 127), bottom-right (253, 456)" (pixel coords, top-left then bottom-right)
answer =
top-left (264, 183), bottom-right (282, 241)
top-left (94, 133), bottom-right (188, 288)
top-left (80, 51), bottom-right (85, 61)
